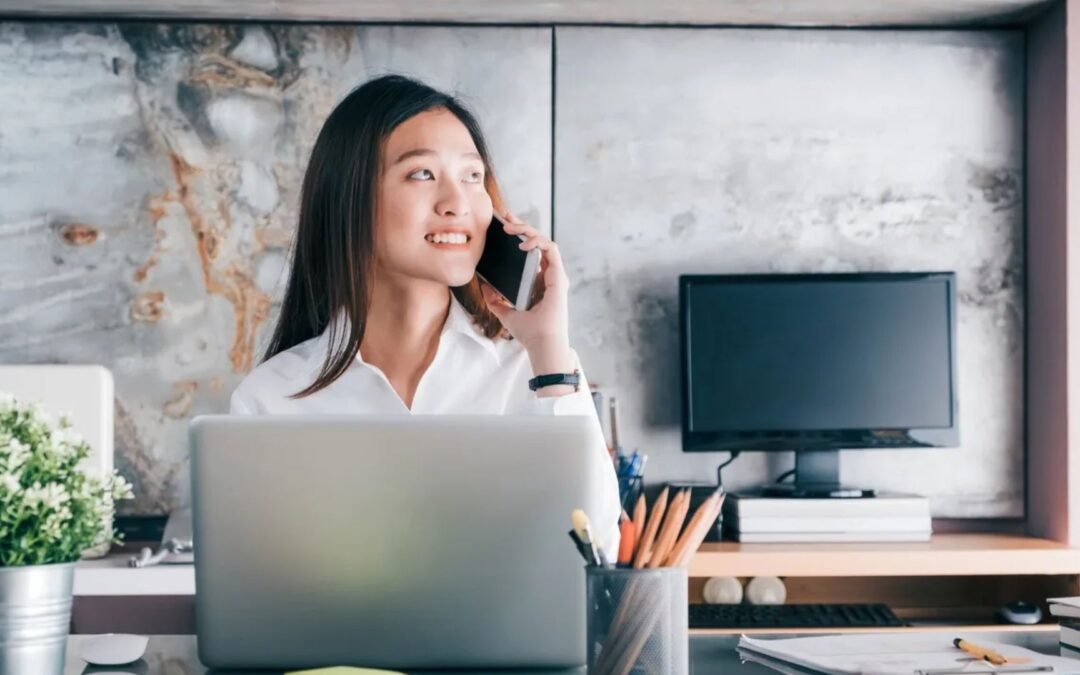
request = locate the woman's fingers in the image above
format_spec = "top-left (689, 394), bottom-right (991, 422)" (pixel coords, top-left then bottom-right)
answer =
top-left (506, 224), bottom-right (540, 239)
top-left (498, 212), bottom-right (569, 296)
top-left (501, 212), bottom-right (541, 238)
top-left (541, 241), bottom-right (569, 289)
top-left (518, 234), bottom-right (548, 251)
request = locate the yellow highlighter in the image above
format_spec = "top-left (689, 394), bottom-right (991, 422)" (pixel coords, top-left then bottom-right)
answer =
top-left (286, 668), bottom-right (407, 675)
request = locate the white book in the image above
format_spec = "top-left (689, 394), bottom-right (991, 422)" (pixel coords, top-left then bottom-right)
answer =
top-left (728, 530), bottom-right (932, 543)
top-left (724, 491), bottom-right (930, 519)
top-left (1052, 604), bottom-right (1080, 619)
top-left (1062, 622), bottom-right (1080, 649)
top-left (1051, 597), bottom-right (1080, 609)
top-left (730, 516), bottom-right (931, 533)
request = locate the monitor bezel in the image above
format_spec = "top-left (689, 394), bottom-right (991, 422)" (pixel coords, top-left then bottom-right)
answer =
top-left (679, 271), bottom-right (960, 453)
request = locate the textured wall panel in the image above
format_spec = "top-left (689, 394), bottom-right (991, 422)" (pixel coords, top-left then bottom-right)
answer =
top-left (0, 23), bottom-right (552, 513)
top-left (556, 28), bottom-right (1024, 517)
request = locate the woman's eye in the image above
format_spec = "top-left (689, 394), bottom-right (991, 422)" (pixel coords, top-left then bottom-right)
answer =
top-left (408, 169), bottom-right (434, 180)
top-left (464, 171), bottom-right (484, 183)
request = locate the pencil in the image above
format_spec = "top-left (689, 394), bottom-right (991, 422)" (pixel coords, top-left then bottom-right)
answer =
top-left (671, 490), bottom-right (724, 567)
top-left (631, 494), bottom-right (646, 548)
top-left (632, 487), bottom-right (669, 568)
top-left (617, 518), bottom-right (637, 566)
top-left (954, 638), bottom-right (1008, 665)
top-left (647, 489), bottom-right (690, 569)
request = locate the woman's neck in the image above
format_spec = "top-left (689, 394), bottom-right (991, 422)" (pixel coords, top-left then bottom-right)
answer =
top-left (360, 275), bottom-right (451, 372)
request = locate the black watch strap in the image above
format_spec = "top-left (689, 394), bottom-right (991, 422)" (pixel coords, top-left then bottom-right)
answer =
top-left (529, 369), bottom-right (581, 392)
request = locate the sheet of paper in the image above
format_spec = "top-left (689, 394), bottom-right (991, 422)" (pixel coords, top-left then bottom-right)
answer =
top-left (739, 634), bottom-right (1080, 675)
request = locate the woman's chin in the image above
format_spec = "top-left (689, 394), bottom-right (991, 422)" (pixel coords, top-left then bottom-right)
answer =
top-left (426, 266), bottom-right (477, 289)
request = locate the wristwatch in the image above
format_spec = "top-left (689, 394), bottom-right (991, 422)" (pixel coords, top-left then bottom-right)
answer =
top-left (528, 369), bottom-right (581, 392)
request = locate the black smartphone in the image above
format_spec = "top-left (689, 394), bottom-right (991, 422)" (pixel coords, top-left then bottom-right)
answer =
top-left (475, 214), bottom-right (542, 311)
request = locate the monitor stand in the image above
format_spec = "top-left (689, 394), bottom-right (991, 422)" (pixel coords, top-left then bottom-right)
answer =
top-left (759, 450), bottom-right (875, 499)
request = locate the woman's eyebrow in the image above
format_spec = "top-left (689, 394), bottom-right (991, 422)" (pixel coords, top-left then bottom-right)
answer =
top-left (391, 148), bottom-right (482, 165)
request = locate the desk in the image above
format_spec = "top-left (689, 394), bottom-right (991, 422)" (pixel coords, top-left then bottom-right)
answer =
top-left (61, 630), bottom-right (1067, 674)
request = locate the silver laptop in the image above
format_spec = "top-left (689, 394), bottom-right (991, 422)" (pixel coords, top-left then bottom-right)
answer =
top-left (189, 415), bottom-right (602, 671)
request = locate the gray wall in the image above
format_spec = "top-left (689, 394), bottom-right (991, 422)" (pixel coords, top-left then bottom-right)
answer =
top-left (0, 23), bottom-right (552, 513)
top-left (558, 28), bottom-right (1024, 518)
top-left (0, 23), bottom-right (1024, 517)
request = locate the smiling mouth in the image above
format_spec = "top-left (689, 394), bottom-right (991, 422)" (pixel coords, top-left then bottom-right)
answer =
top-left (424, 232), bottom-right (471, 245)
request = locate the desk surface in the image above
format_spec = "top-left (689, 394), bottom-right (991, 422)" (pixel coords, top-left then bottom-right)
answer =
top-left (63, 630), bottom-right (1065, 674)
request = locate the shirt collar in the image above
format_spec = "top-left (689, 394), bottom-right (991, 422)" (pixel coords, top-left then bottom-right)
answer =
top-left (313, 293), bottom-right (501, 369)
top-left (443, 293), bottom-right (502, 366)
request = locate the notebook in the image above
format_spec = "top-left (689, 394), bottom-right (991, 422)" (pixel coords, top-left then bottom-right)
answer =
top-left (738, 634), bottom-right (1080, 675)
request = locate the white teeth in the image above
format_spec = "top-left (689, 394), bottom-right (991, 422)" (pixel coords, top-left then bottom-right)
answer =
top-left (428, 232), bottom-right (468, 245)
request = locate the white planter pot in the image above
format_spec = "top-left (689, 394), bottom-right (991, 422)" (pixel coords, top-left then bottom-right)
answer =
top-left (0, 562), bottom-right (75, 675)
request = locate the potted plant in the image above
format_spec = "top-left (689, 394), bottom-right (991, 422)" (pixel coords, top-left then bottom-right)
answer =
top-left (0, 392), bottom-right (132, 674)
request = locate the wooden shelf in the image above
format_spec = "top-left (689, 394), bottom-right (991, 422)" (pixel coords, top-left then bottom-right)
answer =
top-left (688, 534), bottom-right (1080, 578)
top-left (0, 0), bottom-right (1054, 27)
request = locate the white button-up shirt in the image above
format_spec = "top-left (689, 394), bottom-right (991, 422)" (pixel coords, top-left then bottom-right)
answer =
top-left (230, 293), bottom-right (621, 554)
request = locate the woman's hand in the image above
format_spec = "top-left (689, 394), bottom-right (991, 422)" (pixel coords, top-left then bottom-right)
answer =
top-left (479, 212), bottom-right (578, 381)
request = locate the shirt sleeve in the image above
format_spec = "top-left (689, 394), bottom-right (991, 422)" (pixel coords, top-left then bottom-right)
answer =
top-left (229, 387), bottom-right (258, 415)
top-left (526, 350), bottom-right (622, 561)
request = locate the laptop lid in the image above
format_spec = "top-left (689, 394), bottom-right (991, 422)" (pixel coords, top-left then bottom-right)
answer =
top-left (190, 414), bottom-right (600, 671)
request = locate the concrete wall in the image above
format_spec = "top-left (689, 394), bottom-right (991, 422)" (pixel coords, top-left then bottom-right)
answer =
top-left (0, 23), bottom-right (1024, 517)
top-left (0, 23), bottom-right (552, 513)
top-left (557, 28), bottom-right (1024, 517)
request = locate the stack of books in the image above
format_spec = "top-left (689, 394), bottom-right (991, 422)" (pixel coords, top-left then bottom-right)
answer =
top-left (721, 490), bottom-right (932, 543)
top-left (1049, 597), bottom-right (1080, 658)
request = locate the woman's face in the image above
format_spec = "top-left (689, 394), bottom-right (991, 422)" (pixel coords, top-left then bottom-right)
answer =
top-left (374, 108), bottom-right (494, 288)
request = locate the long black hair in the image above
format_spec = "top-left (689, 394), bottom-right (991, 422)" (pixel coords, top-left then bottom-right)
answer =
top-left (263, 74), bottom-right (507, 398)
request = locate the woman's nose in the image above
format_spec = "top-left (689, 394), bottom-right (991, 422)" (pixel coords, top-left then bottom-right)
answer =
top-left (435, 179), bottom-right (470, 218)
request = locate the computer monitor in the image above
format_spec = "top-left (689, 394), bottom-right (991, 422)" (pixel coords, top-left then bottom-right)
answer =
top-left (680, 272), bottom-right (958, 498)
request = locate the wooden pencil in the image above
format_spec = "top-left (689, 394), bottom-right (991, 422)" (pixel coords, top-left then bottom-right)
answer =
top-left (665, 490), bottom-right (721, 567)
top-left (632, 487), bottom-right (668, 569)
top-left (596, 580), bottom-right (662, 673)
top-left (647, 489), bottom-right (690, 569)
top-left (673, 492), bottom-right (725, 567)
top-left (631, 494), bottom-right (646, 549)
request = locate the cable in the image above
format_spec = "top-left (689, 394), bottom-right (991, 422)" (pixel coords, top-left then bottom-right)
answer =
top-left (775, 468), bottom-right (795, 484)
top-left (715, 451), bottom-right (741, 488)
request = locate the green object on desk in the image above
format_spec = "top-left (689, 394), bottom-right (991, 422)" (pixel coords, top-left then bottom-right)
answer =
top-left (285, 668), bottom-right (407, 675)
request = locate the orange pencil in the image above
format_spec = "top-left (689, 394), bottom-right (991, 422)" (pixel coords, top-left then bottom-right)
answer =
top-left (617, 518), bottom-right (637, 565)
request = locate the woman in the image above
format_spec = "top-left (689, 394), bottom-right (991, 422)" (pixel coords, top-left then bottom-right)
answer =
top-left (230, 74), bottom-right (619, 552)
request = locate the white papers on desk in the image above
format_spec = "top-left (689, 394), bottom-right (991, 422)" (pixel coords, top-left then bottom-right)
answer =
top-left (738, 634), bottom-right (1080, 675)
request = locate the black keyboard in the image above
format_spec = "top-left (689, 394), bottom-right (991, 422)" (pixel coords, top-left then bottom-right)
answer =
top-left (689, 603), bottom-right (904, 629)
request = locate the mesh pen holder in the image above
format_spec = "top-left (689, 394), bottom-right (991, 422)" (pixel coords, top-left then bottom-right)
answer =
top-left (585, 566), bottom-right (688, 675)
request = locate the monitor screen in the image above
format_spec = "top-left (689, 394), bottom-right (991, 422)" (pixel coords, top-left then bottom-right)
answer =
top-left (680, 273), bottom-right (958, 452)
